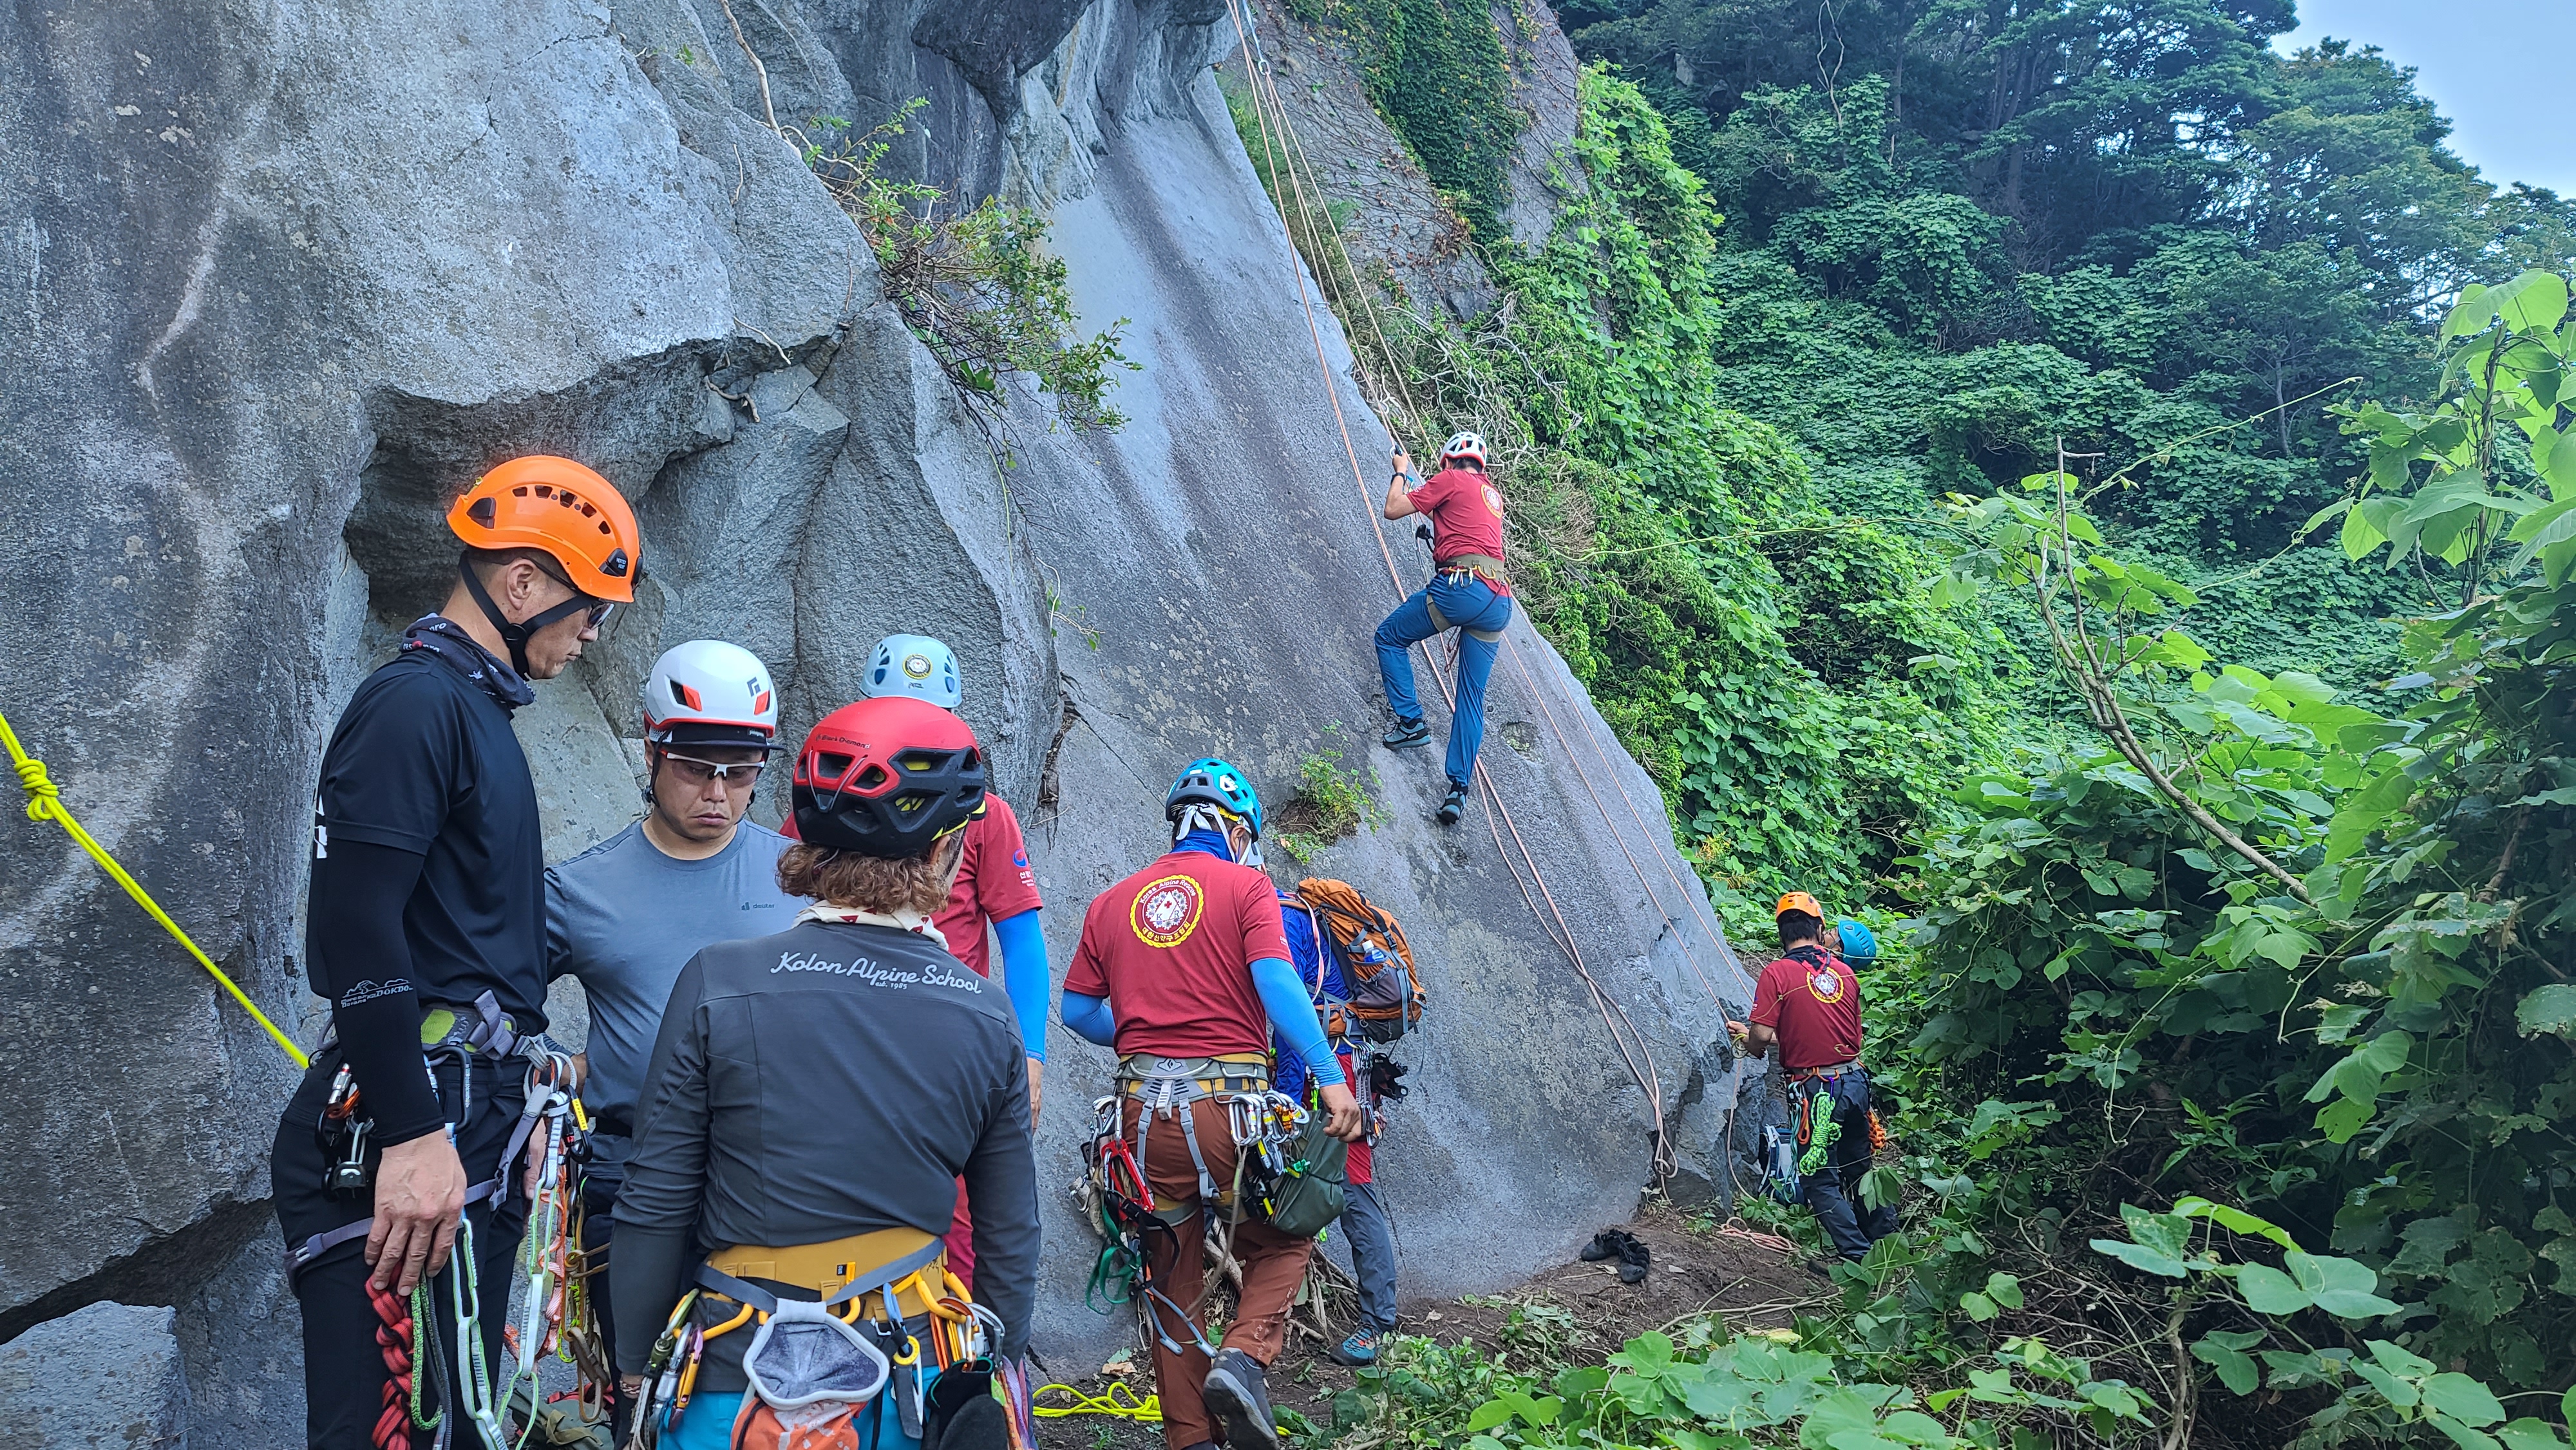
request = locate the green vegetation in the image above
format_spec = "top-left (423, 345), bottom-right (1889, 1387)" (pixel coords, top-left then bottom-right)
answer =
top-left (802, 103), bottom-right (1137, 453)
top-left (1249, 0), bottom-right (2576, 1443)
top-left (1271, 726), bottom-right (1390, 863)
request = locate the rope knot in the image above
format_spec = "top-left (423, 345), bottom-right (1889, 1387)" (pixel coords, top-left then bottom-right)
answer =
top-left (14, 755), bottom-right (59, 820)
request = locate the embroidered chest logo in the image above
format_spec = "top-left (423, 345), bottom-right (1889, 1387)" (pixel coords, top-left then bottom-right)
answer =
top-left (1482, 484), bottom-right (1504, 516)
top-left (1130, 873), bottom-right (1206, 949)
top-left (1807, 968), bottom-right (1847, 1003)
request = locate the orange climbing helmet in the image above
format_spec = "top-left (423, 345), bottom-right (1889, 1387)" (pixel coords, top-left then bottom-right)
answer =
top-left (445, 455), bottom-right (641, 603)
top-left (1776, 891), bottom-right (1824, 920)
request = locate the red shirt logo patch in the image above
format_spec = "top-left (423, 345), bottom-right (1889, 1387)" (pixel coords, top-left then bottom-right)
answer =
top-left (1130, 874), bottom-right (1206, 949)
top-left (1482, 484), bottom-right (1504, 516)
top-left (1807, 968), bottom-right (1846, 1003)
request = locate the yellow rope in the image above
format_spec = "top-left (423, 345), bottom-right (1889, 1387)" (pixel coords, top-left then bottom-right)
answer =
top-left (1, 707), bottom-right (310, 1068)
top-left (1032, 1382), bottom-right (1162, 1422)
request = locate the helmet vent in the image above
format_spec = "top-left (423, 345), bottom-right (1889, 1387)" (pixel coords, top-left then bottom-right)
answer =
top-left (535, 485), bottom-right (554, 498)
top-left (853, 763), bottom-right (891, 791)
top-left (815, 753), bottom-right (855, 782)
top-left (467, 497), bottom-right (497, 528)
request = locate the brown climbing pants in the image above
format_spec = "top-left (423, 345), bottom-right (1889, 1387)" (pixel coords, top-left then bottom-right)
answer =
top-left (1127, 1096), bottom-right (1314, 1450)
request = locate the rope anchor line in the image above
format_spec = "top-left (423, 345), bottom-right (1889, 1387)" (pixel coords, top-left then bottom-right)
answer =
top-left (1, 706), bottom-right (310, 1068)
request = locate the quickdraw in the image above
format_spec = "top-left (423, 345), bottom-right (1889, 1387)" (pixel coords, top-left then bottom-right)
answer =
top-left (443, 1051), bottom-right (586, 1450)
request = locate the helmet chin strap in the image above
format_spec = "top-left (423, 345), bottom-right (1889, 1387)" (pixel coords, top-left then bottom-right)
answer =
top-left (458, 555), bottom-right (588, 679)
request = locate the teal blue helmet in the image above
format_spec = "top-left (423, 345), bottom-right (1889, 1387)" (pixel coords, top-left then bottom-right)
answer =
top-left (1837, 918), bottom-right (1878, 964)
top-left (1166, 757), bottom-right (1262, 838)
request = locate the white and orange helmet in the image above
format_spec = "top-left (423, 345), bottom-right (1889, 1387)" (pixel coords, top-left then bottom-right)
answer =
top-left (642, 640), bottom-right (781, 751)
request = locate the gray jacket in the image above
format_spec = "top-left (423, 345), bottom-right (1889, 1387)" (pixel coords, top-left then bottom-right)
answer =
top-left (610, 919), bottom-right (1037, 1373)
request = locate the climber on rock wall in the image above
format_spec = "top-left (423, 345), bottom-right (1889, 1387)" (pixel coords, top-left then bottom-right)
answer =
top-left (856, 633), bottom-right (1052, 1295)
top-left (1374, 433), bottom-right (1516, 826)
top-left (1271, 882), bottom-right (1406, 1368)
top-left (609, 696), bottom-right (1037, 1450)
top-left (543, 637), bottom-right (797, 1436)
top-left (1060, 759), bottom-right (1366, 1450)
top-left (272, 455), bottom-right (641, 1449)
top-left (1731, 891), bottom-right (1900, 1273)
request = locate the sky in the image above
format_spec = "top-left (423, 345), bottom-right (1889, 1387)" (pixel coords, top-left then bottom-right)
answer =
top-left (2275, 0), bottom-right (2574, 197)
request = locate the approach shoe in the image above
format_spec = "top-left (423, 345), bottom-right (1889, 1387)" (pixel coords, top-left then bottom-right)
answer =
top-left (1327, 1330), bottom-right (1381, 1366)
top-left (1617, 1234), bottom-right (1651, 1285)
top-left (1382, 717), bottom-right (1432, 749)
top-left (1578, 1230), bottom-right (1623, 1263)
top-left (1435, 781), bottom-right (1468, 825)
top-left (1204, 1348), bottom-right (1280, 1450)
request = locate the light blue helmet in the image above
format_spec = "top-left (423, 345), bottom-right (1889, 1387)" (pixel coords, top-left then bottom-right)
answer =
top-left (1166, 757), bottom-right (1262, 839)
top-left (1837, 918), bottom-right (1878, 965)
top-left (863, 634), bottom-right (961, 711)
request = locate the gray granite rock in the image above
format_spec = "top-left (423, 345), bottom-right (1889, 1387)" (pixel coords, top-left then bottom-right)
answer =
top-left (0, 1302), bottom-right (188, 1450)
top-left (2, 0), bottom-right (1739, 1388)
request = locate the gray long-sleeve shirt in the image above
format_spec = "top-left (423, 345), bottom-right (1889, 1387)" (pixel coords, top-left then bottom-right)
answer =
top-left (610, 919), bottom-right (1038, 1375)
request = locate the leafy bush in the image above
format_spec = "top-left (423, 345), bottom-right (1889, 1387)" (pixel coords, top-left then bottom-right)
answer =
top-left (1271, 726), bottom-right (1389, 863)
top-left (801, 104), bottom-right (1137, 455)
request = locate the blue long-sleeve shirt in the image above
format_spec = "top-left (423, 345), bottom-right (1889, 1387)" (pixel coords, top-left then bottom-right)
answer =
top-left (1273, 892), bottom-right (1353, 1102)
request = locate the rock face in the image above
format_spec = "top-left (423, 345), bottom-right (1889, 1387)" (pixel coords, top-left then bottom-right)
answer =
top-left (0, 1301), bottom-right (189, 1450)
top-left (0, 0), bottom-right (1747, 1426)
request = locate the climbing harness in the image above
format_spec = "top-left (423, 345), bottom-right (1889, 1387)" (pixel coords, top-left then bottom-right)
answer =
top-left (297, 1013), bottom-right (589, 1450)
top-left (627, 1229), bottom-right (1010, 1450)
top-left (0, 707), bottom-right (309, 1066)
top-left (1073, 1057), bottom-right (1318, 1360)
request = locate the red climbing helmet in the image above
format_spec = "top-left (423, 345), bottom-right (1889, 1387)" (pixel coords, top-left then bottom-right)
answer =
top-left (791, 697), bottom-right (987, 858)
top-left (1439, 431), bottom-right (1489, 470)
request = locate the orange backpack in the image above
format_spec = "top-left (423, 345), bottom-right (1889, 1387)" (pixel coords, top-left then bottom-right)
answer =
top-left (1293, 878), bottom-right (1426, 1042)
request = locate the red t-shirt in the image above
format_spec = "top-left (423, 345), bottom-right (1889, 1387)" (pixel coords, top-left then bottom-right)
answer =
top-left (1410, 467), bottom-right (1508, 574)
top-left (934, 793), bottom-right (1043, 978)
top-left (1063, 849), bottom-right (1289, 1058)
top-left (1747, 946), bottom-right (1864, 1069)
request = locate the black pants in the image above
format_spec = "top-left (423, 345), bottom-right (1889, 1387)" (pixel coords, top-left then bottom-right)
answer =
top-left (579, 1174), bottom-right (629, 1445)
top-left (1798, 1069), bottom-right (1899, 1260)
top-left (273, 1049), bottom-right (529, 1450)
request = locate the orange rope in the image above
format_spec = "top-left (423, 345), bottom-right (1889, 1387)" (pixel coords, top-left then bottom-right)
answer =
top-left (1222, 0), bottom-right (1676, 1176)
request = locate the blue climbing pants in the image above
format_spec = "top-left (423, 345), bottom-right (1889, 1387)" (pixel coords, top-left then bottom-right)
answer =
top-left (1798, 1069), bottom-right (1899, 1260)
top-left (1376, 574), bottom-right (1513, 789)
top-left (1340, 1178), bottom-right (1399, 1334)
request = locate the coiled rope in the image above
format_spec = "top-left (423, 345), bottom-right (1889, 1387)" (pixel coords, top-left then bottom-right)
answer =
top-left (0, 707), bottom-right (309, 1067)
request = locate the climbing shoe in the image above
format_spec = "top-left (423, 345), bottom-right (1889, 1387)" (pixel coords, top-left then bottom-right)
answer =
top-left (1383, 717), bottom-right (1431, 749)
top-left (1327, 1330), bottom-right (1381, 1366)
top-left (1204, 1348), bottom-right (1280, 1450)
top-left (1579, 1230), bottom-right (1622, 1263)
top-left (1436, 782), bottom-right (1467, 825)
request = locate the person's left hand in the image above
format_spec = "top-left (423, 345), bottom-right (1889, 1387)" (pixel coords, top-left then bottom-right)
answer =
top-left (1026, 1055), bottom-right (1045, 1128)
top-left (1318, 1082), bottom-right (1367, 1142)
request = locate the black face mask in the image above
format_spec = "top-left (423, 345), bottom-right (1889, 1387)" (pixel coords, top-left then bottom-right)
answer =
top-left (455, 554), bottom-right (604, 679)
top-left (400, 615), bottom-right (535, 711)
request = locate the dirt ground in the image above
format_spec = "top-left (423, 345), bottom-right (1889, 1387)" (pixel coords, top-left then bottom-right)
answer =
top-left (1039, 1205), bottom-right (1828, 1448)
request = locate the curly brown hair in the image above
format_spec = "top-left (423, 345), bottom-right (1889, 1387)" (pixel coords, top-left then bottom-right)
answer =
top-left (776, 831), bottom-right (967, 916)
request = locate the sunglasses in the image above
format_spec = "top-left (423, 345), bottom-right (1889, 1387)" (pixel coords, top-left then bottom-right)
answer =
top-left (661, 753), bottom-right (766, 788)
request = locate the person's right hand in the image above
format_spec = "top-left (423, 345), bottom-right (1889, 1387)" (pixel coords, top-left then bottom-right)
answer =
top-left (1392, 448), bottom-right (1414, 477)
top-left (367, 1132), bottom-right (467, 1293)
top-left (1318, 1082), bottom-right (1367, 1142)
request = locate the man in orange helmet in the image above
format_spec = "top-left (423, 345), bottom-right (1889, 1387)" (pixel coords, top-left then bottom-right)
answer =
top-left (1732, 891), bottom-right (1898, 1271)
top-left (272, 456), bottom-right (641, 1447)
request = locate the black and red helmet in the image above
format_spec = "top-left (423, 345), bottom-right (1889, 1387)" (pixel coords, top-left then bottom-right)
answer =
top-left (790, 697), bottom-right (987, 857)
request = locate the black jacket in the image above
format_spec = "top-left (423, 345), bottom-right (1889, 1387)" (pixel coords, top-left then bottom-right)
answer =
top-left (610, 919), bottom-right (1037, 1371)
